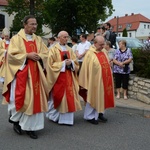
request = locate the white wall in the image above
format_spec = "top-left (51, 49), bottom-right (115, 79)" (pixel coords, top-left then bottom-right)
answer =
top-left (136, 22), bottom-right (150, 37)
top-left (0, 6), bottom-right (14, 30)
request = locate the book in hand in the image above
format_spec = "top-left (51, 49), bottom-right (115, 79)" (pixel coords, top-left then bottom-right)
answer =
top-left (63, 53), bottom-right (73, 70)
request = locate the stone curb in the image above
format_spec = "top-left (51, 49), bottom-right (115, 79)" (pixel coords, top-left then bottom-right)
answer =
top-left (115, 104), bottom-right (150, 118)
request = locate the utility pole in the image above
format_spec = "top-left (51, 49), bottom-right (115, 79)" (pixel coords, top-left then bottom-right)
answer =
top-left (30, 0), bottom-right (35, 15)
top-left (116, 16), bottom-right (119, 36)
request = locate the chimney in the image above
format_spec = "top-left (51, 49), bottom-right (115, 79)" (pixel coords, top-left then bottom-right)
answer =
top-left (125, 14), bottom-right (128, 16)
top-left (131, 13), bottom-right (134, 15)
top-left (114, 16), bottom-right (116, 18)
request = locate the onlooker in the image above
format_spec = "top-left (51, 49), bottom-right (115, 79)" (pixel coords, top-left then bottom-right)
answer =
top-left (2, 15), bottom-right (49, 139)
top-left (103, 22), bottom-right (111, 41)
top-left (71, 36), bottom-right (78, 53)
top-left (104, 41), bottom-right (116, 68)
top-left (95, 27), bottom-right (102, 36)
top-left (75, 34), bottom-right (91, 75)
top-left (47, 37), bottom-right (56, 49)
top-left (79, 36), bottom-right (115, 125)
top-left (113, 40), bottom-right (133, 100)
top-left (0, 27), bottom-right (10, 83)
top-left (46, 30), bottom-right (82, 126)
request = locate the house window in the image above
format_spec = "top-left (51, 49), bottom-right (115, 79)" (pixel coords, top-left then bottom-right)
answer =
top-left (129, 33), bottom-right (132, 37)
top-left (144, 24), bottom-right (146, 29)
top-left (118, 25), bottom-right (122, 29)
top-left (0, 14), bottom-right (5, 30)
top-left (148, 25), bottom-right (150, 29)
top-left (126, 23), bottom-right (132, 30)
top-left (118, 34), bottom-right (120, 37)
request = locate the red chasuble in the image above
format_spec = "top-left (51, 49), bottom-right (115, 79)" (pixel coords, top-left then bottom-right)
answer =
top-left (95, 52), bottom-right (115, 108)
top-left (3, 40), bottom-right (41, 113)
top-left (52, 51), bottom-right (75, 112)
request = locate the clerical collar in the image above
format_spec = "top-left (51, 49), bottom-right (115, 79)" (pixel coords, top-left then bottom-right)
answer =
top-left (6, 40), bottom-right (10, 44)
top-left (26, 34), bottom-right (33, 41)
top-left (59, 43), bottom-right (66, 51)
top-left (59, 43), bottom-right (66, 46)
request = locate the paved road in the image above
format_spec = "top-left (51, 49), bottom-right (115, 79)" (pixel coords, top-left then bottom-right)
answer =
top-left (0, 93), bottom-right (150, 150)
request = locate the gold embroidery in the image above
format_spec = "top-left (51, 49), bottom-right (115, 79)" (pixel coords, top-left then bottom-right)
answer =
top-left (100, 55), bottom-right (112, 95)
top-left (66, 70), bottom-right (73, 96)
top-left (29, 43), bottom-right (36, 52)
top-left (34, 81), bottom-right (39, 95)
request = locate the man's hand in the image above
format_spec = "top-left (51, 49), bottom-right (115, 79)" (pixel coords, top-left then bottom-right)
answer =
top-left (77, 54), bottom-right (84, 59)
top-left (65, 59), bottom-right (72, 66)
top-left (27, 52), bottom-right (40, 61)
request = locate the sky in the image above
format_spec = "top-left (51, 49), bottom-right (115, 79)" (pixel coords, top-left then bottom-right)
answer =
top-left (105, 0), bottom-right (150, 22)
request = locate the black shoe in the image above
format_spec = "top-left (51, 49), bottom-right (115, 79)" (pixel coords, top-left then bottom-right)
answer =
top-left (87, 118), bottom-right (98, 125)
top-left (13, 122), bottom-right (22, 135)
top-left (9, 116), bottom-right (14, 124)
top-left (98, 113), bottom-right (107, 123)
top-left (26, 131), bottom-right (38, 139)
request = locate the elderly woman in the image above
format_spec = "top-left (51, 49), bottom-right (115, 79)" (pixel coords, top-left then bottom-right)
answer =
top-left (104, 41), bottom-right (115, 66)
top-left (113, 40), bottom-right (133, 99)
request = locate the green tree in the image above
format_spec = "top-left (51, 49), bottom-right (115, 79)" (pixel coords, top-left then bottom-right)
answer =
top-left (5, 0), bottom-right (45, 35)
top-left (122, 28), bottom-right (128, 37)
top-left (43, 0), bottom-right (114, 36)
top-left (5, 0), bottom-right (114, 36)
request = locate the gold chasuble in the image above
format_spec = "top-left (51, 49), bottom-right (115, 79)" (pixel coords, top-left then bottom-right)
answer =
top-left (2, 29), bottom-right (49, 115)
top-left (46, 43), bottom-right (82, 113)
top-left (0, 40), bottom-right (9, 77)
top-left (79, 46), bottom-right (115, 113)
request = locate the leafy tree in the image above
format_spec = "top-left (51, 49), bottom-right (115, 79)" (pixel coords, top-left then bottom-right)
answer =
top-left (5, 0), bottom-right (45, 35)
top-left (43, 0), bottom-right (114, 36)
top-left (4, 0), bottom-right (114, 36)
top-left (122, 28), bottom-right (128, 37)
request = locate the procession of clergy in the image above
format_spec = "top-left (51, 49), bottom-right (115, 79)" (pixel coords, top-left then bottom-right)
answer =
top-left (0, 15), bottom-right (115, 139)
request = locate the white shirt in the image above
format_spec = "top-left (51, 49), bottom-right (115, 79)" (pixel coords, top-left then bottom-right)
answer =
top-left (76, 40), bottom-right (91, 62)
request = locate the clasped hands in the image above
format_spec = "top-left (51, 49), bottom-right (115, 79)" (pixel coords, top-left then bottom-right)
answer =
top-left (65, 59), bottom-right (72, 66)
top-left (117, 61), bottom-right (125, 68)
top-left (27, 52), bottom-right (41, 61)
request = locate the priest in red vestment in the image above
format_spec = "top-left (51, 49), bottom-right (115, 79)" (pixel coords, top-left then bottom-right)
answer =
top-left (79, 36), bottom-right (115, 125)
top-left (2, 15), bottom-right (49, 139)
top-left (46, 31), bottom-right (82, 125)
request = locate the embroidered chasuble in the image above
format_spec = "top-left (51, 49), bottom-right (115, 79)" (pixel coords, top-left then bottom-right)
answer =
top-left (46, 43), bottom-right (82, 113)
top-left (2, 29), bottom-right (48, 115)
top-left (18, 40), bottom-right (41, 113)
top-left (52, 51), bottom-right (75, 112)
top-left (79, 47), bottom-right (115, 113)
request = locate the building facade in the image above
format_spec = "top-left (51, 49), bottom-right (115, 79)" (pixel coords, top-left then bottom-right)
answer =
top-left (0, 0), bottom-right (52, 39)
top-left (107, 13), bottom-right (150, 41)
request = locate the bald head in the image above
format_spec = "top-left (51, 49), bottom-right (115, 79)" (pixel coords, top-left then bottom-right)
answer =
top-left (94, 36), bottom-right (104, 43)
top-left (57, 31), bottom-right (69, 45)
top-left (94, 36), bottom-right (105, 51)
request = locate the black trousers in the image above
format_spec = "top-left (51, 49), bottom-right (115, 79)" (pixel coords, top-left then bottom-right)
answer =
top-left (114, 73), bottom-right (129, 90)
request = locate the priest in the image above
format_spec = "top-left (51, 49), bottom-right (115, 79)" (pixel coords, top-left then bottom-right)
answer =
top-left (2, 15), bottom-right (49, 139)
top-left (46, 31), bottom-right (82, 125)
top-left (79, 36), bottom-right (115, 125)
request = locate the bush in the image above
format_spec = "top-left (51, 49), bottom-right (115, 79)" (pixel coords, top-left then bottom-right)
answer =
top-left (132, 48), bottom-right (150, 79)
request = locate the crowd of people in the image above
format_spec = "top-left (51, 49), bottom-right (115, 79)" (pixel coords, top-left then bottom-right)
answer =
top-left (0, 15), bottom-right (134, 139)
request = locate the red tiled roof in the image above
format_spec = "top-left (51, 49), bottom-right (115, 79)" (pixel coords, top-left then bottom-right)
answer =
top-left (0, 0), bottom-right (8, 6)
top-left (107, 13), bottom-right (150, 32)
